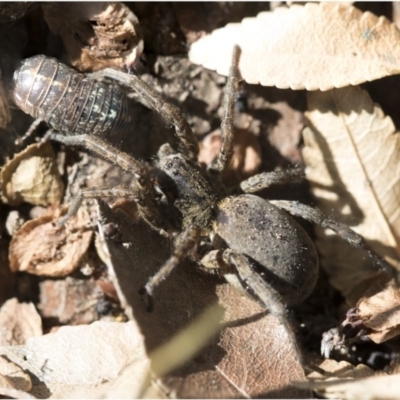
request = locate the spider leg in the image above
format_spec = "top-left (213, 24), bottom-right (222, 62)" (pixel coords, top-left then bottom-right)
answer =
top-left (209, 45), bottom-right (241, 174)
top-left (271, 200), bottom-right (399, 281)
top-left (56, 185), bottom-right (139, 226)
top-left (200, 248), bottom-right (304, 365)
top-left (50, 132), bottom-right (169, 232)
top-left (140, 226), bottom-right (201, 311)
top-left (89, 69), bottom-right (199, 160)
top-left (240, 168), bottom-right (305, 193)
top-left (50, 132), bottom-right (146, 176)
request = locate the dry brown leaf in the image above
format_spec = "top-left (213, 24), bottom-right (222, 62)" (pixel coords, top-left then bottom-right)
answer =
top-left (189, 3), bottom-right (400, 90)
top-left (1, 142), bottom-right (64, 207)
top-left (164, 284), bottom-right (310, 399)
top-left (302, 86), bottom-right (400, 299)
top-left (9, 207), bottom-right (93, 277)
top-left (0, 321), bottom-right (148, 399)
top-left (0, 298), bottom-right (42, 347)
top-left (43, 2), bottom-right (143, 71)
top-left (0, 356), bottom-right (32, 392)
top-left (356, 280), bottom-right (400, 343)
top-left (112, 305), bottom-right (224, 398)
top-left (97, 202), bottom-right (309, 398)
top-left (38, 277), bottom-right (100, 326)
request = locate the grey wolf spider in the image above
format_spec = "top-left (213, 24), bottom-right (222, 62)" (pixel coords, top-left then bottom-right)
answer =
top-left (48, 45), bottom-right (396, 363)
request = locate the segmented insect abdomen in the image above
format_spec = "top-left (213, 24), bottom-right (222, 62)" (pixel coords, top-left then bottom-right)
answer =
top-left (12, 55), bottom-right (133, 136)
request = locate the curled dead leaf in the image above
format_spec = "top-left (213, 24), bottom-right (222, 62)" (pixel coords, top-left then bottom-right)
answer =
top-left (189, 3), bottom-right (400, 90)
top-left (357, 280), bottom-right (400, 343)
top-left (1, 142), bottom-right (64, 207)
top-left (43, 2), bottom-right (143, 71)
top-left (302, 86), bottom-right (400, 301)
top-left (9, 206), bottom-right (93, 277)
top-left (0, 298), bottom-right (42, 346)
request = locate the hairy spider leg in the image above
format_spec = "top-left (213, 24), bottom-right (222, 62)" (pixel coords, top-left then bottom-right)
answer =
top-left (239, 168), bottom-right (305, 193)
top-left (209, 45), bottom-right (241, 174)
top-left (89, 68), bottom-right (199, 161)
top-left (271, 200), bottom-right (399, 282)
top-left (139, 226), bottom-right (201, 311)
top-left (50, 132), bottom-right (170, 233)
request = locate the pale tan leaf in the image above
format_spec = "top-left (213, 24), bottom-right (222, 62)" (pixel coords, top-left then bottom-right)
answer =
top-left (302, 86), bottom-right (400, 298)
top-left (307, 359), bottom-right (375, 381)
top-left (0, 298), bottom-right (42, 347)
top-left (302, 359), bottom-right (376, 398)
top-left (189, 3), bottom-right (400, 90)
top-left (1, 142), bottom-right (64, 207)
top-left (300, 373), bottom-right (400, 400)
top-left (0, 321), bottom-right (149, 399)
top-left (357, 280), bottom-right (400, 343)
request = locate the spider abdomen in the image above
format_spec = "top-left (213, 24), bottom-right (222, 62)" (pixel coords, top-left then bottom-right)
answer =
top-left (12, 55), bottom-right (133, 137)
top-left (214, 194), bottom-right (319, 304)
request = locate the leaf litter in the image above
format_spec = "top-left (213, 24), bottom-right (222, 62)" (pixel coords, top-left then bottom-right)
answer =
top-left (1, 2), bottom-right (400, 399)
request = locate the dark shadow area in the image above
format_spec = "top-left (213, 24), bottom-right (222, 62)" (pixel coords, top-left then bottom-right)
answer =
top-left (362, 75), bottom-right (400, 130)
